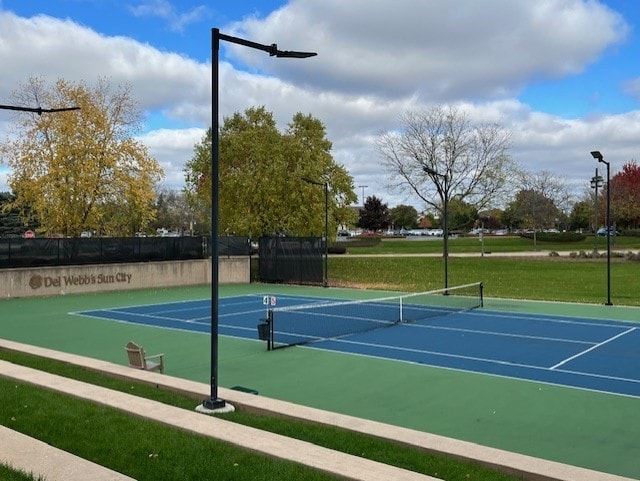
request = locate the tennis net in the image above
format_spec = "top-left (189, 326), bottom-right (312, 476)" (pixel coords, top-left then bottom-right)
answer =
top-left (267, 281), bottom-right (483, 349)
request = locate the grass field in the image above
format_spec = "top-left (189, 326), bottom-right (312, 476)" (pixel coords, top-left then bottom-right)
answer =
top-left (330, 236), bottom-right (640, 305)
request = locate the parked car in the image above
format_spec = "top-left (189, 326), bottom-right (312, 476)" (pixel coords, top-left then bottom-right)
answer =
top-left (597, 227), bottom-right (619, 236)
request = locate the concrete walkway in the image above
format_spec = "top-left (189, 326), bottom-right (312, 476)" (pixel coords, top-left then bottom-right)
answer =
top-left (0, 425), bottom-right (136, 481)
top-left (0, 339), bottom-right (636, 481)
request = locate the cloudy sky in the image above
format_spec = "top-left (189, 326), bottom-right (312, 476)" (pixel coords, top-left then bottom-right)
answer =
top-left (1, 0), bottom-right (639, 210)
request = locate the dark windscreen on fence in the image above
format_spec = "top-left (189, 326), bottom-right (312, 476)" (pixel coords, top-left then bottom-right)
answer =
top-left (0, 236), bottom-right (209, 268)
top-left (216, 236), bottom-right (251, 257)
top-left (258, 236), bottom-right (323, 286)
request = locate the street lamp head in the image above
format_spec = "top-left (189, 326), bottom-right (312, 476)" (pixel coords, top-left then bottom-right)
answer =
top-left (301, 176), bottom-right (324, 186)
top-left (274, 49), bottom-right (317, 58)
top-left (269, 44), bottom-right (317, 58)
top-left (591, 150), bottom-right (603, 161)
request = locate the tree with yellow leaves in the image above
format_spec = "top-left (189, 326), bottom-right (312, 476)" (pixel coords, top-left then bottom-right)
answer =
top-left (1, 77), bottom-right (163, 236)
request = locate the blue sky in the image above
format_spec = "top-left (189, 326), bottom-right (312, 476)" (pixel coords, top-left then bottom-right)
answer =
top-left (518, 0), bottom-right (639, 118)
top-left (1, 0), bottom-right (639, 208)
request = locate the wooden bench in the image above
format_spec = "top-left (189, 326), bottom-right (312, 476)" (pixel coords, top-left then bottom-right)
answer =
top-left (125, 341), bottom-right (164, 374)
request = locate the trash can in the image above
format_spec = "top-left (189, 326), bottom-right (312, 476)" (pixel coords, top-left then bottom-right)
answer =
top-left (257, 321), bottom-right (270, 341)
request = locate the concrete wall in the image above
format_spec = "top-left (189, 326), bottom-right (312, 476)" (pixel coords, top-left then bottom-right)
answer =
top-left (0, 257), bottom-right (249, 298)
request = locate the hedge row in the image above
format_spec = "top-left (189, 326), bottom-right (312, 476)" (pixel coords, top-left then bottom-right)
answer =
top-left (519, 232), bottom-right (586, 242)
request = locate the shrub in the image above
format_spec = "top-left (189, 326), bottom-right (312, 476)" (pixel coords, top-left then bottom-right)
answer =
top-left (328, 244), bottom-right (347, 255)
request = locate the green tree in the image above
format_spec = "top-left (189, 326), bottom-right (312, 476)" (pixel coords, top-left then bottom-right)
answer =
top-left (389, 205), bottom-right (419, 230)
top-left (503, 189), bottom-right (559, 231)
top-left (357, 196), bottom-right (390, 232)
top-left (0, 192), bottom-right (38, 236)
top-left (569, 200), bottom-right (592, 231)
top-left (446, 198), bottom-right (478, 232)
top-left (0, 77), bottom-right (163, 236)
top-left (183, 107), bottom-right (356, 239)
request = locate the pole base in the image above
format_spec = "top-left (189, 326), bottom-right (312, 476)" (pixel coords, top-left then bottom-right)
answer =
top-left (197, 397), bottom-right (235, 414)
top-left (202, 397), bottom-right (226, 409)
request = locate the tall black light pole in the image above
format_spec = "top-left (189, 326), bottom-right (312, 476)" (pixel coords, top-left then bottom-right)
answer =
top-left (590, 168), bottom-right (603, 253)
top-left (423, 166), bottom-right (449, 290)
top-left (590, 151), bottom-right (612, 306)
top-left (202, 29), bottom-right (316, 411)
top-left (302, 177), bottom-right (329, 287)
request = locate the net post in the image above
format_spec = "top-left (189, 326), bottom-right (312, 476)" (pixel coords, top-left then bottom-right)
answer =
top-left (480, 282), bottom-right (484, 308)
top-left (268, 309), bottom-right (274, 351)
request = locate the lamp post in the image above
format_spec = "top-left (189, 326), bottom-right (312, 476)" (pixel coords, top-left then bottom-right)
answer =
top-left (423, 166), bottom-right (449, 290)
top-left (202, 28), bottom-right (316, 411)
top-left (590, 151), bottom-right (612, 306)
top-left (358, 185), bottom-right (368, 205)
top-left (590, 168), bottom-right (604, 253)
top-left (302, 177), bottom-right (329, 288)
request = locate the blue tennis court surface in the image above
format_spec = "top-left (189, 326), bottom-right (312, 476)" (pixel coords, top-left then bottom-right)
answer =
top-left (75, 293), bottom-right (640, 398)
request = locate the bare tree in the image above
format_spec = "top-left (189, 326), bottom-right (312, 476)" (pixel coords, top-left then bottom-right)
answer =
top-left (515, 169), bottom-right (574, 216)
top-left (377, 106), bottom-right (515, 217)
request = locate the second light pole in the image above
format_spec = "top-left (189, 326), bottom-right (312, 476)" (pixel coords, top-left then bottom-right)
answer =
top-left (203, 28), bottom-right (316, 411)
top-left (423, 166), bottom-right (449, 290)
top-left (590, 150), bottom-right (612, 306)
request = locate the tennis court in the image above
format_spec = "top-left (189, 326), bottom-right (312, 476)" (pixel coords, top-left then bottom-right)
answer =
top-left (2, 283), bottom-right (639, 478)
top-left (75, 286), bottom-right (640, 398)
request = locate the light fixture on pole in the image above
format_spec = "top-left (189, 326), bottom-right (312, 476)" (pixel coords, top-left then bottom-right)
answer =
top-left (423, 166), bottom-right (449, 290)
top-left (202, 28), bottom-right (316, 412)
top-left (0, 104), bottom-right (80, 114)
top-left (590, 151), bottom-right (612, 306)
top-left (590, 168), bottom-right (603, 253)
top-left (302, 177), bottom-right (329, 288)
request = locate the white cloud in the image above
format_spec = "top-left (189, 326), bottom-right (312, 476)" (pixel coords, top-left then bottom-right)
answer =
top-left (230, 0), bottom-right (628, 101)
top-left (0, 11), bottom-right (210, 123)
top-left (138, 128), bottom-right (206, 190)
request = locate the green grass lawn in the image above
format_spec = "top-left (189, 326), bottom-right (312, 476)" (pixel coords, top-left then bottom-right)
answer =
top-left (330, 239), bottom-right (640, 305)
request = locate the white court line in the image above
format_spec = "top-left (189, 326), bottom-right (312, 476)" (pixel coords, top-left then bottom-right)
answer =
top-left (330, 337), bottom-right (640, 387)
top-left (550, 327), bottom-right (637, 370)
top-left (468, 308), bottom-right (639, 329)
top-left (406, 322), bottom-right (594, 345)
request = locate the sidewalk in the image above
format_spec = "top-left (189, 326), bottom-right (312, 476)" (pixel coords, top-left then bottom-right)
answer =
top-left (0, 339), bottom-right (636, 481)
top-left (0, 425), bottom-right (136, 481)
